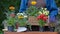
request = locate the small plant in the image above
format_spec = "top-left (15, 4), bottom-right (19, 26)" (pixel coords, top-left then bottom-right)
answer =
top-left (7, 17), bottom-right (15, 26)
top-left (16, 13), bottom-right (28, 27)
top-left (5, 11), bottom-right (16, 26)
top-left (2, 6), bottom-right (16, 32)
top-left (26, 6), bottom-right (38, 16)
top-left (37, 8), bottom-right (49, 27)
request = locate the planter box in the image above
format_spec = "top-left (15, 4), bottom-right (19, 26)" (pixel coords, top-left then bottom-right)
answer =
top-left (28, 16), bottom-right (39, 25)
top-left (4, 32), bottom-right (58, 34)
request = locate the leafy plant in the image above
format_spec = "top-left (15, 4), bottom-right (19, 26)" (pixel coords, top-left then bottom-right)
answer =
top-left (37, 8), bottom-right (49, 27)
top-left (15, 13), bottom-right (28, 27)
top-left (7, 17), bottom-right (16, 26)
top-left (26, 6), bottom-right (38, 16)
top-left (4, 6), bottom-right (16, 26)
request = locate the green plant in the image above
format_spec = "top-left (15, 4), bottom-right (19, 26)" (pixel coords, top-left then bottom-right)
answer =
top-left (0, 31), bottom-right (3, 34)
top-left (7, 17), bottom-right (16, 26)
top-left (37, 8), bottom-right (49, 27)
top-left (26, 6), bottom-right (38, 16)
top-left (4, 7), bottom-right (16, 26)
top-left (15, 13), bottom-right (28, 27)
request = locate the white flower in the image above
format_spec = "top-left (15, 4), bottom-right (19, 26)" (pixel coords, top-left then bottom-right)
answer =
top-left (24, 15), bottom-right (28, 18)
top-left (17, 13), bottom-right (20, 15)
top-left (20, 13), bottom-right (24, 15)
top-left (43, 11), bottom-right (49, 15)
top-left (44, 8), bottom-right (47, 10)
top-left (38, 11), bottom-right (42, 14)
top-left (17, 13), bottom-right (23, 16)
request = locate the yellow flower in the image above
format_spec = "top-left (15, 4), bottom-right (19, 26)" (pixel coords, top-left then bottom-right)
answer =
top-left (18, 16), bottom-right (24, 19)
top-left (31, 1), bottom-right (37, 5)
top-left (9, 6), bottom-right (15, 10)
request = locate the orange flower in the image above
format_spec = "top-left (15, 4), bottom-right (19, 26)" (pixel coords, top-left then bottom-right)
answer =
top-left (9, 6), bottom-right (15, 10)
top-left (31, 1), bottom-right (37, 5)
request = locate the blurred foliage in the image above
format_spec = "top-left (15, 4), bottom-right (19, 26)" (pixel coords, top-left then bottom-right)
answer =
top-left (0, 0), bottom-right (21, 31)
top-left (0, 31), bottom-right (3, 34)
top-left (55, 0), bottom-right (60, 7)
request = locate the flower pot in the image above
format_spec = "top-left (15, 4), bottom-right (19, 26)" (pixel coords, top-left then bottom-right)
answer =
top-left (17, 27), bottom-right (27, 32)
top-left (28, 16), bottom-right (39, 25)
top-left (39, 26), bottom-right (44, 32)
top-left (49, 27), bottom-right (55, 32)
top-left (8, 26), bottom-right (14, 32)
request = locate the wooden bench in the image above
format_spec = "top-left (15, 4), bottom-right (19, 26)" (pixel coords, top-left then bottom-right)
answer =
top-left (4, 32), bottom-right (58, 34)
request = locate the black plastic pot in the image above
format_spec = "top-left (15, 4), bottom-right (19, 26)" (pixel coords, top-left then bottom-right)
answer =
top-left (8, 26), bottom-right (14, 32)
top-left (39, 26), bottom-right (44, 32)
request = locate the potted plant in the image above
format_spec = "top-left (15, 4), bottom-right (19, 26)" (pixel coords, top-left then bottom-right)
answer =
top-left (4, 11), bottom-right (15, 32)
top-left (6, 13), bottom-right (16, 32)
top-left (15, 13), bottom-right (28, 32)
top-left (4, 5), bottom-right (16, 32)
top-left (3, 12), bottom-right (16, 32)
top-left (26, 6), bottom-right (49, 31)
top-left (36, 8), bottom-right (49, 32)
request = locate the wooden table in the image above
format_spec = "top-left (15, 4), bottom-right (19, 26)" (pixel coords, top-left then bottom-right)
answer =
top-left (4, 32), bottom-right (58, 34)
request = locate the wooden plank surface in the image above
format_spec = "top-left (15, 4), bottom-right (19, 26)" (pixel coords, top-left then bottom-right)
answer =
top-left (4, 32), bottom-right (58, 34)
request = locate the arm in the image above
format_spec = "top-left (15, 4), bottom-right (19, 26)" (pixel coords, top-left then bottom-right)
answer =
top-left (19, 0), bottom-right (28, 13)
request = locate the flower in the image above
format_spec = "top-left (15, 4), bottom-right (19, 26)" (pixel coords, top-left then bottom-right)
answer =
top-left (16, 13), bottom-right (28, 27)
top-left (9, 6), bottom-right (15, 10)
top-left (31, 1), bottom-right (37, 5)
top-left (17, 13), bottom-right (23, 16)
top-left (17, 13), bottom-right (28, 19)
top-left (18, 16), bottom-right (24, 19)
top-left (37, 14), bottom-right (48, 22)
top-left (37, 14), bottom-right (46, 20)
top-left (17, 13), bottom-right (24, 19)
top-left (43, 16), bottom-right (48, 21)
top-left (38, 11), bottom-right (42, 14)
top-left (37, 14), bottom-right (48, 27)
top-left (43, 11), bottom-right (49, 15)
top-left (44, 8), bottom-right (47, 10)
top-left (10, 13), bottom-right (15, 18)
top-left (24, 15), bottom-right (28, 18)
